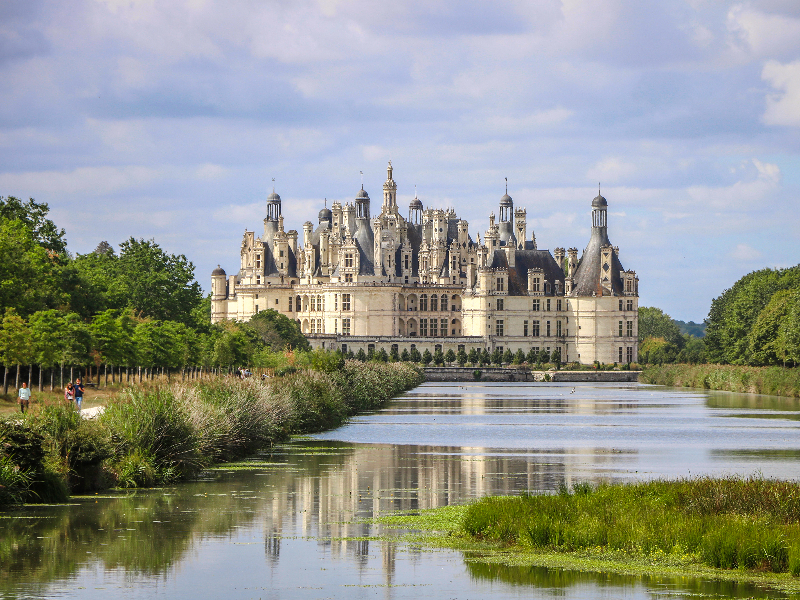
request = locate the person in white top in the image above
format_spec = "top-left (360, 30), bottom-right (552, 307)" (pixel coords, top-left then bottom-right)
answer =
top-left (18, 382), bottom-right (31, 414)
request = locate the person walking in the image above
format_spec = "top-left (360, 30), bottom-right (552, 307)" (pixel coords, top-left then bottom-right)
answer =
top-left (74, 377), bottom-right (85, 411)
top-left (18, 382), bottom-right (31, 414)
top-left (65, 382), bottom-right (75, 406)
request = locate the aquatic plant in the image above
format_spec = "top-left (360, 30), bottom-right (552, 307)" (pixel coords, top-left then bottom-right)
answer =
top-left (641, 364), bottom-right (800, 398)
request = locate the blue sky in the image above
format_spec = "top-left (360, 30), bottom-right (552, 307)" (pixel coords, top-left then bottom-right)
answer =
top-left (1, 0), bottom-right (798, 322)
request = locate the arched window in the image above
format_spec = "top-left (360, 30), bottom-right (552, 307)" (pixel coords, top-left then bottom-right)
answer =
top-left (420, 294), bottom-right (428, 311)
top-left (430, 295), bottom-right (438, 311)
top-left (441, 294), bottom-right (448, 311)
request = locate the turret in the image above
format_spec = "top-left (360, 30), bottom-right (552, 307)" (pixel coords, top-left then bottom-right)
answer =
top-left (211, 265), bottom-right (227, 300)
top-left (382, 161), bottom-right (397, 213)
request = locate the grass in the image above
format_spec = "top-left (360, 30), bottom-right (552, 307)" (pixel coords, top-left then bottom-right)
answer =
top-left (1, 361), bottom-right (424, 505)
top-left (641, 364), bottom-right (800, 398)
top-left (381, 477), bottom-right (800, 590)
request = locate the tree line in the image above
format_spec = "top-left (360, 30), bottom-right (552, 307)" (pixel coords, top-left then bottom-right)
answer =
top-left (0, 196), bottom-right (310, 393)
top-left (639, 265), bottom-right (800, 367)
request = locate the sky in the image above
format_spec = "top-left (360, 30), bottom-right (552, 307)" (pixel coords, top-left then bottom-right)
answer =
top-left (1, 0), bottom-right (799, 322)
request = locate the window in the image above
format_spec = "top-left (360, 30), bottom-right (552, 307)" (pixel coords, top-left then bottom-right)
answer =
top-left (431, 295), bottom-right (438, 311)
top-left (279, 250), bottom-right (284, 257)
top-left (275, 299), bottom-right (278, 305)
top-left (288, 297), bottom-right (293, 312)
top-left (341, 344), bottom-right (347, 354)
top-left (619, 299), bottom-right (623, 311)
top-left (458, 345), bottom-right (465, 353)
top-left (342, 294), bottom-right (351, 311)
top-left (342, 318), bottom-right (351, 335)
top-left (532, 346), bottom-right (539, 353)
top-left (431, 318), bottom-right (438, 337)
top-left (495, 319), bottom-right (504, 336)
top-left (391, 344), bottom-right (398, 354)
top-left (420, 318), bottom-right (428, 337)
top-left (546, 321), bottom-right (551, 337)
top-left (440, 318), bottom-right (447, 337)
top-left (627, 300), bottom-right (633, 311)
top-left (626, 320), bottom-right (633, 337)
top-left (255, 304), bottom-right (259, 313)
top-left (532, 320), bottom-right (540, 337)
top-left (618, 321), bottom-right (623, 337)
top-left (441, 294), bottom-right (448, 311)
top-left (420, 294), bottom-right (428, 311)
top-left (404, 255), bottom-right (409, 270)
top-left (626, 279), bottom-right (632, 292)
top-left (496, 299), bottom-right (504, 311)
top-left (523, 320), bottom-right (529, 336)
top-left (496, 278), bottom-right (505, 291)
top-left (256, 275), bottom-right (261, 285)
top-left (345, 254), bottom-right (354, 267)
top-left (546, 299), bottom-right (551, 311)
top-left (435, 344), bottom-right (442, 353)
top-left (626, 347), bottom-right (633, 363)
top-left (532, 299), bottom-right (540, 311)
top-left (556, 321), bottom-right (562, 336)
top-left (334, 319), bottom-right (338, 333)
top-left (619, 347), bottom-right (623, 363)
top-left (532, 277), bottom-right (540, 292)
top-left (334, 295), bottom-right (338, 310)
top-left (345, 273), bottom-right (353, 282)
top-left (557, 299), bottom-right (562, 312)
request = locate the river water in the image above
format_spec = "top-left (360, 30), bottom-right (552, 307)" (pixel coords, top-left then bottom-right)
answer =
top-left (4, 381), bottom-right (800, 599)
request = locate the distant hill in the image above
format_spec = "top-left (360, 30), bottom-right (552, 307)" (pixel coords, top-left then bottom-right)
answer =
top-left (674, 320), bottom-right (706, 338)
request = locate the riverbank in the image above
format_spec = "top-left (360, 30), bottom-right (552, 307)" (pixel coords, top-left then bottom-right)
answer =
top-left (382, 477), bottom-right (800, 594)
top-left (641, 364), bottom-right (800, 398)
top-left (0, 360), bottom-right (423, 507)
top-left (424, 366), bottom-right (640, 382)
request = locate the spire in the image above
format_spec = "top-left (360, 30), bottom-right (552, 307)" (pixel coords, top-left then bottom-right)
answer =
top-left (360, 170), bottom-right (363, 188)
top-left (387, 160), bottom-right (393, 180)
top-left (505, 176), bottom-right (508, 194)
top-left (415, 184), bottom-right (417, 199)
top-left (272, 177), bottom-right (275, 194)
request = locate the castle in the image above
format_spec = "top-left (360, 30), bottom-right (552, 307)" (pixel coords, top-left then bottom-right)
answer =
top-left (211, 163), bottom-right (639, 364)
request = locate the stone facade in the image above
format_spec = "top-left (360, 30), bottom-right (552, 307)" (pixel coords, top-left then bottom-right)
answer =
top-left (211, 163), bottom-right (639, 364)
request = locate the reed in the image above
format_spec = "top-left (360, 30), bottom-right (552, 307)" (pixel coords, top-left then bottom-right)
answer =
top-left (460, 477), bottom-right (800, 575)
top-left (641, 364), bottom-right (800, 398)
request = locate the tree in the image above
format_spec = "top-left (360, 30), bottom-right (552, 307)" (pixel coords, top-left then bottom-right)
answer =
top-left (468, 348), bottom-right (478, 365)
top-left (400, 348), bottom-right (410, 362)
top-left (433, 349), bottom-right (444, 365)
top-left (29, 310), bottom-right (66, 389)
top-left (376, 348), bottom-right (389, 362)
top-left (356, 348), bottom-right (367, 362)
top-left (638, 307), bottom-right (683, 347)
top-left (502, 348), bottom-right (513, 365)
top-left (0, 308), bottom-right (33, 390)
top-left (513, 348), bottom-right (525, 365)
top-left (527, 347), bottom-right (538, 365)
top-left (747, 289), bottom-right (795, 366)
top-left (445, 348), bottom-right (456, 365)
top-left (0, 196), bottom-right (67, 254)
top-left (538, 348), bottom-right (550, 364)
top-left (491, 348), bottom-right (502, 365)
top-left (390, 346), bottom-right (400, 362)
top-left (457, 348), bottom-right (467, 366)
top-left (410, 347), bottom-right (421, 363)
top-left (248, 309), bottom-right (309, 352)
top-left (551, 348), bottom-right (562, 369)
top-left (422, 349), bottom-right (432, 365)
top-left (0, 219), bottom-right (69, 316)
top-left (481, 348), bottom-right (491, 365)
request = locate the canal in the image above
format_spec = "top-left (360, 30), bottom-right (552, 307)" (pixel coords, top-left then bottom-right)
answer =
top-left (4, 381), bottom-right (800, 599)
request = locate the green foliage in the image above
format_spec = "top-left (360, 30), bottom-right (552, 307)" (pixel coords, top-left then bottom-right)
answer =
top-left (675, 319), bottom-right (706, 337)
top-left (705, 266), bottom-right (800, 365)
top-left (641, 363), bottom-right (800, 398)
top-left (638, 307), bottom-right (684, 346)
top-left (0, 308), bottom-right (33, 367)
top-left (502, 348), bottom-right (513, 364)
top-left (247, 309), bottom-right (309, 352)
top-left (460, 477), bottom-right (800, 575)
top-left (551, 348), bottom-right (561, 369)
top-left (422, 349), bottom-right (432, 365)
top-left (400, 348), bottom-right (410, 362)
top-left (513, 349), bottom-right (525, 365)
top-left (356, 348), bottom-right (367, 362)
top-left (468, 348), bottom-right (478, 365)
top-left (410, 347), bottom-right (421, 363)
top-left (433, 349), bottom-right (444, 365)
top-left (457, 348), bottom-right (467, 366)
top-left (492, 348), bottom-right (502, 365)
top-left (446, 348), bottom-right (456, 365)
top-left (0, 196), bottom-right (67, 254)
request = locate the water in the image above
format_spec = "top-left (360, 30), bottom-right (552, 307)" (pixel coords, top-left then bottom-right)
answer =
top-left (4, 382), bottom-right (800, 599)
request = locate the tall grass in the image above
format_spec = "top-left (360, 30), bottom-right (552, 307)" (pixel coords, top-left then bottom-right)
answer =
top-left (641, 364), bottom-right (800, 398)
top-left (461, 477), bottom-right (800, 575)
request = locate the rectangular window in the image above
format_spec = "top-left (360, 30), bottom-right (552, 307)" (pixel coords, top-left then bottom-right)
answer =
top-left (546, 321), bottom-right (551, 337)
top-left (626, 320), bottom-right (633, 337)
top-left (556, 321), bottom-right (562, 336)
top-left (496, 299), bottom-right (504, 311)
top-left (532, 346), bottom-right (539, 353)
top-left (441, 296), bottom-right (448, 312)
top-left (532, 299), bottom-right (540, 311)
top-left (495, 319), bottom-right (504, 336)
top-left (334, 295), bottom-right (338, 310)
top-left (420, 318), bottom-right (428, 337)
top-left (342, 318), bottom-right (351, 335)
top-left (626, 279), bottom-right (632, 292)
top-left (497, 278), bottom-right (505, 291)
top-left (532, 320), bottom-right (540, 336)
top-left (626, 347), bottom-right (633, 363)
top-left (557, 299), bottom-right (562, 312)
top-left (255, 304), bottom-right (259, 313)
top-left (345, 254), bottom-right (353, 268)
top-left (533, 277), bottom-right (540, 292)
top-left (256, 275), bottom-right (261, 284)
top-left (279, 250), bottom-right (284, 257)
top-left (345, 273), bottom-right (353, 282)
top-left (404, 255), bottom-right (409, 270)
top-left (618, 321), bottom-right (623, 337)
top-left (546, 299), bottom-right (551, 311)
top-left (523, 320), bottom-right (529, 336)
top-left (288, 297), bottom-right (293, 312)
top-left (627, 299), bottom-right (633, 311)
top-left (334, 319), bottom-right (338, 333)
top-left (420, 294), bottom-right (428, 311)
top-left (440, 318), bottom-right (447, 337)
top-left (431, 319), bottom-right (438, 337)
top-left (619, 299), bottom-right (623, 311)
top-left (619, 347), bottom-right (623, 363)
top-left (342, 294), bottom-right (351, 311)
top-left (341, 343), bottom-right (347, 354)
top-left (431, 295), bottom-right (438, 311)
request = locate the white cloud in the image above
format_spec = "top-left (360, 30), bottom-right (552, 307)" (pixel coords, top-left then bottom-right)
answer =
top-left (0, 165), bottom-right (167, 196)
top-left (686, 158), bottom-right (780, 209)
top-left (730, 243), bottom-right (764, 261)
top-left (727, 5), bottom-right (800, 58)
top-left (587, 158), bottom-right (637, 184)
top-left (762, 60), bottom-right (800, 127)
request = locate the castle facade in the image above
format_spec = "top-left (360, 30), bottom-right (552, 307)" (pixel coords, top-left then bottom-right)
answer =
top-left (211, 163), bottom-right (639, 364)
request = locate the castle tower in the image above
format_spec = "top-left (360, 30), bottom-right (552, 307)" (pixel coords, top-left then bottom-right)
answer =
top-left (382, 161), bottom-right (397, 213)
top-left (514, 208), bottom-right (526, 250)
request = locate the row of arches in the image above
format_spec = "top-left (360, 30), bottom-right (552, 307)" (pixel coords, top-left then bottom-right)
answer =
top-left (399, 317), bottom-right (462, 337)
top-left (399, 293), bottom-right (461, 312)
